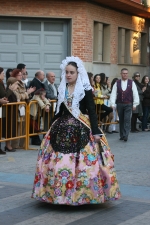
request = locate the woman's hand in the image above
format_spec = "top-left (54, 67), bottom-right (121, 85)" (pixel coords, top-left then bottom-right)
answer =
top-left (45, 105), bottom-right (49, 112)
top-left (103, 95), bottom-right (108, 99)
top-left (0, 97), bottom-right (9, 104)
top-left (9, 81), bottom-right (19, 91)
top-left (94, 90), bottom-right (98, 97)
top-left (142, 87), bottom-right (146, 92)
top-left (27, 86), bottom-right (36, 94)
top-left (94, 135), bottom-right (101, 142)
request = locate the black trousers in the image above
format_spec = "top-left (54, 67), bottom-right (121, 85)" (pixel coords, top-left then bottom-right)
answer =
top-left (131, 113), bottom-right (138, 131)
top-left (97, 104), bottom-right (113, 120)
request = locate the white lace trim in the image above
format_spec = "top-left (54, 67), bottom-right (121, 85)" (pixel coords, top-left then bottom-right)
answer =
top-left (56, 56), bottom-right (92, 118)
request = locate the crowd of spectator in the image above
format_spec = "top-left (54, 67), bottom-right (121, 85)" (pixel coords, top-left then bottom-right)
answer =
top-left (0, 63), bottom-right (150, 154)
top-left (0, 63), bottom-right (58, 154)
top-left (88, 71), bottom-right (150, 136)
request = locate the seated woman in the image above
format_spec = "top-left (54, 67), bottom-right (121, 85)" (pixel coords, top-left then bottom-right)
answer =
top-left (93, 74), bottom-right (113, 122)
top-left (100, 73), bottom-right (111, 97)
top-left (31, 56), bottom-right (121, 205)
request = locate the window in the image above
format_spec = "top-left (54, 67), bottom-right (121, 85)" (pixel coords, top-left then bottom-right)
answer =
top-left (93, 22), bottom-right (110, 62)
top-left (21, 21), bottom-right (41, 31)
top-left (118, 27), bottom-right (147, 65)
top-left (44, 22), bottom-right (63, 32)
top-left (0, 21), bottom-right (18, 30)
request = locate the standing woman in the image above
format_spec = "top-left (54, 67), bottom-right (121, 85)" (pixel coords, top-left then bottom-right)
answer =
top-left (94, 74), bottom-right (113, 122)
top-left (32, 56), bottom-right (120, 205)
top-left (9, 69), bottom-right (35, 149)
top-left (141, 75), bottom-right (150, 131)
top-left (131, 72), bottom-right (144, 132)
top-left (0, 67), bottom-right (18, 152)
top-left (0, 98), bottom-right (9, 154)
top-left (6, 68), bottom-right (13, 81)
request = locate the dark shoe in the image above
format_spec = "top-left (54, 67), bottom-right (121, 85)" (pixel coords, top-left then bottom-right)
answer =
top-left (135, 129), bottom-right (140, 132)
top-left (31, 139), bottom-right (41, 145)
top-left (31, 135), bottom-right (41, 145)
top-left (112, 130), bottom-right (119, 133)
top-left (105, 131), bottom-right (112, 134)
top-left (14, 146), bottom-right (24, 149)
top-left (120, 137), bottom-right (124, 140)
top-left (124, 137), bottom-right (128, 142)
top-left (37, 129), bottom-right (44, 132)
top-left (130, 130), bottom-right (138, 133)
top-left (0, 149), bottom-right (6, 154)
top-left (5, 146), bottom-right (16, 152)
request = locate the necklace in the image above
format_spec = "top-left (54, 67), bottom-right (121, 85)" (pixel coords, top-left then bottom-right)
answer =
top-left (68, 83), bottom-right (75, 87)
top-left (65, 87), bottom-right (74, 108)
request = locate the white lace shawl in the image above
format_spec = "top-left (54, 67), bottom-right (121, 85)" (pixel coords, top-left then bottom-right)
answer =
top-left (56, 56), bottom-right (92, 118)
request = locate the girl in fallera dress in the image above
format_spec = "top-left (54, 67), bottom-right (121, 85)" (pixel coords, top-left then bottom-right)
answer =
top-left (31, 56), bottom-right (121, 205)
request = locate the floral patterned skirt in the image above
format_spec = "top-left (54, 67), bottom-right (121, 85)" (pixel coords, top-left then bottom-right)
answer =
top-left (31, 116), bottom-right (121, 205)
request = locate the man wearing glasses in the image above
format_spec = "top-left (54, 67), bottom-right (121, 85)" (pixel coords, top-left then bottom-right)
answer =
top-left (110, 68), bottom-right (139, 142)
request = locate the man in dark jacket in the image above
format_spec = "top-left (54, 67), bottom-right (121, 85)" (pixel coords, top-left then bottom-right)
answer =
top-left (44, 72), bottom-right (58, 100)
top-left (29, 70), bottom-right (45, 145)
top-left (17, 63), bottom-right (26, 75)
top-left (29, 70), bottom-right (45, 97)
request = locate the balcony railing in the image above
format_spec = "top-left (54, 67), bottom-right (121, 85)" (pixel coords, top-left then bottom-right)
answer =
top-left (132, 0), bottom-right (150, 7)
top-left (131, 0), bottom-right (141, 4)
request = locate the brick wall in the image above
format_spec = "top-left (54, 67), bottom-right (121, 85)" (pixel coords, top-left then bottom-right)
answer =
top-left (85, 3), bottom-right (149, 64)
top-left (0, 0), bottom-right (149, 75)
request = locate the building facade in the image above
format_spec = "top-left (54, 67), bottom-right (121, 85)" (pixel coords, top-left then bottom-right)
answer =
top-left (0, 0), bottom-right (150, 82)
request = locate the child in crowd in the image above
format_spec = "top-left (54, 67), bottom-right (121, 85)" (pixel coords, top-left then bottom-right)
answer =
top-left (22, 71), bottom-right (31, 89)
top-left (30, 88), bottom-right (51, 132)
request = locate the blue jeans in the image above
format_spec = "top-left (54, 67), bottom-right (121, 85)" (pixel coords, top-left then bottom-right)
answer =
top-left (142, 106), bottom-right (150, 130)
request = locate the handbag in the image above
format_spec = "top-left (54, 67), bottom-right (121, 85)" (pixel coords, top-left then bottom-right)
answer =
top-left (18, 105), bottom-right (25, 116)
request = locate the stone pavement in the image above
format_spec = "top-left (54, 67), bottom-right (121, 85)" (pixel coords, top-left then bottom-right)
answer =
top-left (0, 131), bottom-right (150, 225)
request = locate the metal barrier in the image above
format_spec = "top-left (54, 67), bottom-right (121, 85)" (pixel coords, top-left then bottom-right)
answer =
top-left (0, 100), bottom-right (56, 150)
top-left (0, 101), bottom-right (28, 149)
top-left (93, 97), bottom-right (119, 127)
top-left (0, 98), bottom-right (119, 151)
top-left (26, 100), bottom-right (56, 150)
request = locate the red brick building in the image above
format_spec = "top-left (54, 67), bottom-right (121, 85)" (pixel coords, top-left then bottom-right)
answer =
top-left (0, 0), bottom-right (150, 81)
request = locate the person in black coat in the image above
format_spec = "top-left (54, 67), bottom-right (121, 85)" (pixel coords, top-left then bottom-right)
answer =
top-left (29, 71), bottom-right (45, 97)
top-left (29, 70), bottom-right (45, 145)
top-left (131, 72), bottom-right (144, 132)
top-left (141, 75), bottom-right (150, 131)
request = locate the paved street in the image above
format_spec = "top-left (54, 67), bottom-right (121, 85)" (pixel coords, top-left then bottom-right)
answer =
top-left (0, 131), bottom-right (150, 225)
